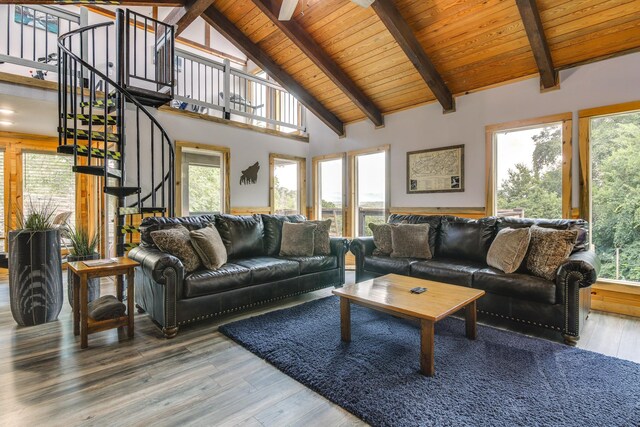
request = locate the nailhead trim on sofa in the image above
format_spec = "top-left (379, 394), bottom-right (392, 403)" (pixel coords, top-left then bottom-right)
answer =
top-left (478, 309), bottom-right (562, 331)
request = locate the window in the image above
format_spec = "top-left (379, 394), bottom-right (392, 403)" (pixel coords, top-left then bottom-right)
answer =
top-left (313, 154), bottom-right (345, 237)
top-left (486, 114), bottom-right (572, 219)
top-left (349, 146), bottom-right (389, 237)
top-left (22, 151), bottom-right (76, 230)
top-left (270, 154), bottom-right (306, 215)
top-left (177, 142), bottom-right (229, 216)
top-left (579, 102), bottom-right (640, 284)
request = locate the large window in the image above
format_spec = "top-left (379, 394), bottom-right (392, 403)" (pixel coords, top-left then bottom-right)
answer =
top-left (313, 154), bottom-right (345, 237)
top-left (176, 142), bottom-right (229, 216)
top-left (270, 154), bottom-right (306, 215)
top-left (22, 151), bottom-right (76, 230)
top-left (580, 103), bottom-right (640, 284)
top-left (350, 146), bottom-right (389, 237)
top-left (486, 114), bottom-right (572, 218)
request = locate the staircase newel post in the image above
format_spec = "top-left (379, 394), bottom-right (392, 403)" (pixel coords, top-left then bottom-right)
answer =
top-left (223, 59), bottom-right (231, 120)
top-left (115, 8), bottom-right (127, 257)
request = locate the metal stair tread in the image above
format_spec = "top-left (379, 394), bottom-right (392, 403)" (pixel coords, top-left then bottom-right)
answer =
top-left (65, 113), bottom-right (117, 125)
top-left (72, 165), bottom-right (121, 179)
top-left (104, 186), bottom-right (141, 197)
top-left (57, 144), bottom-right (121, 160)
top-left (65, 128), bottom-right (119, 143)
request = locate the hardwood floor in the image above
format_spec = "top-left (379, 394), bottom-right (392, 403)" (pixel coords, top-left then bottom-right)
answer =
top-left (1, 271), bottom-right (639, 426)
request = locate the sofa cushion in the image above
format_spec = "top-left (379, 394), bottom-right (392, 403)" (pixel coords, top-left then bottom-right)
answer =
top-left (388, 214), bottom-right (441, 256)
top-left (280, 222), bottom-right (317, 257)
top-left (151, 226), bottom-right (202, 273)
top-left (411, 258), bottom-right (485, 287)
top-left (140, 214), bottom-right (215, 246)
top-left (369, 223), bottom-right (394, 256)
top-left (284, 255), bottom-right (338, 274)
top-left (261, 214), bottom-right (306, 256)
top-left (486, 227), bottom-right (531, 274)
top-left (216, 214), bottom-right (265, 259)
top-left (497, 217), bottom-right (589, 253)
top-left (234, 257), bottom-right (300, 283)
top-left (438, 218), bottom-right (497, 263)
top-left (390, 224), bottom-right (432, 259)
top-left (364, 256), bottom-right (422, 276)
top-left (526, 225), bottom-right (578, 281)
top-left (183, 263), bottom-right (252, 298)
top-left (309, 219), bottom-right (332, 255)
top-left (473, 267), bottom-right (556, 304)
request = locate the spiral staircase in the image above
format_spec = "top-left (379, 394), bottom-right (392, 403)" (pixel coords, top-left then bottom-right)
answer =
top-left (57, 9), bottom-right (175, 256)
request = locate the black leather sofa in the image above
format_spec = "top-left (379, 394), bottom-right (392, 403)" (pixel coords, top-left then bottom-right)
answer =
top-left (128, 214), bottom-right (348, 337)
top-left (349, 214), bottom-right (600, 345)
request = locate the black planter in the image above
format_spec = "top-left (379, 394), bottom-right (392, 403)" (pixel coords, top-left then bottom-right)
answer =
top-left (67, 253), bottom-right (101, 307)
top-left (9, 229), bottom-right (63, 326)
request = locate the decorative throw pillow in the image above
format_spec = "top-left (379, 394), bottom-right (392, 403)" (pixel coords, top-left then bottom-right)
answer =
top-left (369, 223), bottom-right (394, 256)
top-left (390, 224), bottom-right (432, 259)
top-left (526, 225), bottom-right (578, 281)
top-left (151, 225), bottom-right (202, 273)
top-left (279, 222), bottom-right (317, 257)
top-left (190, 225), bottom-right (227, 270)
top-left (486, 227), bottom-right (531, 274)
top-left (309, 219), bottom-right (331, 255)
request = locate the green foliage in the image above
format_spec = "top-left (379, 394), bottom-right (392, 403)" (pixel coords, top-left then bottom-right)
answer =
top-left (66, 226), bottom-right (100, 257)
top-left (16, 198), bottom-right (57, 231)
top-left (188, 164), bottom-right (221, 213)
top-left (274, 175), bottom-right (298, 214)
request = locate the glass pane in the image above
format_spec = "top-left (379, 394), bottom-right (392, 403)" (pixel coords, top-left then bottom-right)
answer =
top-left (318, 158), bottom-right (343, 237)
top-left (495, 123), bottom-right (563, 219)
top-left (356, 151), bottom-right (386, 237)
top-left (187, 164), bottom-right (222, 215)
top-left (22, 151), bottom-right (76, 229)
top-left (274, 159), bottom-right (299, 215)
top-left (590, 110), bottom-right (640, 283)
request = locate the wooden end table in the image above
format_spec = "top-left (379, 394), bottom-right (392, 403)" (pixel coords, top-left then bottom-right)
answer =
top-left (67, 257), bottom-right (139, 349)
top-left (333, 274), bottom-right (485, 376)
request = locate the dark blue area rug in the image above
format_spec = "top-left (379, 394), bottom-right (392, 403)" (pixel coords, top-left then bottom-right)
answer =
top-left (219, 296), bottom-right (640, 427)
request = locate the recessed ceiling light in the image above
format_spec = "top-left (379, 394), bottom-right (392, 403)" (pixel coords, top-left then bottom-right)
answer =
top-left (0, 121), bottom-right (13, 126)
top-left (0, 109), bottom-right (15, 115)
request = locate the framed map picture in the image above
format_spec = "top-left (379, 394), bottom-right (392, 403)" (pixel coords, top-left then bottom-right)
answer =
top-left (406, 144), bottom-right (464, 193)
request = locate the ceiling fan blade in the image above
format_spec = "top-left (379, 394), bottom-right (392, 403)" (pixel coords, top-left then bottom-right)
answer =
top-left (351, 0), bottom-right (375, 7)
top-left (278, 0), bottom-right (299, 20)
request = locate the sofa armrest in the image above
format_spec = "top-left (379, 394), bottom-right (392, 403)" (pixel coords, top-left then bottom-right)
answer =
top-left (349, 237), bottom-right (375, 283)
top-left (330, 237), bottom-right (349, 285)
top-left (128, 246), bottom-right (185, 287)
top-left (557, 250), bottom-right (600, 289)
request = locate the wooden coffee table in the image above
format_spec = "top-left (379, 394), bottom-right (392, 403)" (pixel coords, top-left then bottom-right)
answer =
top-left (333, 274), bottom-right (485, 376)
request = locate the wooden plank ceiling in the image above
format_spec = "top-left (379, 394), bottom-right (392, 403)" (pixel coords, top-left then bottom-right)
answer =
top-left (203, 0), bottom-right (640, 128)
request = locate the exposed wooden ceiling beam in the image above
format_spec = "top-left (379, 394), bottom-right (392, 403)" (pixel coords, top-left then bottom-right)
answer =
top-left (163, 0), bottom-right (215, 37)
top-left (516, 0), bottom-right (558, 90)
top-left (251, 0), bottom-right (384, 128)
top-left (7, 1), bottom-right (185, 5)
top-left (202, 5), bottom-right (345, 136)
top-left (371, 0), bottom-right (454, 113)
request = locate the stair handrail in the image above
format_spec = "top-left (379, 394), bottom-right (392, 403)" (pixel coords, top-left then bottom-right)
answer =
top-left (57, 21), bottom-right (175, 214)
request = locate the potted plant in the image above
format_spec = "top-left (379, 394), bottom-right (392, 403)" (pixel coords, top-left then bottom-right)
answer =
top-left (65, 225), bottom-right (101, 306)
top-left (9, 199), bottom-right (63, 326)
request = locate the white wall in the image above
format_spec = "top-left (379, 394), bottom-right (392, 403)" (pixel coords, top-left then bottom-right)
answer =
top-left (307, 52), bottom-right (640, 209)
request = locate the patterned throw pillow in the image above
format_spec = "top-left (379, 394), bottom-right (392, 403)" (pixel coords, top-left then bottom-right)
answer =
top-left (190, 225), bottom-right (227, 270)
top-left (151, 225), bottom-right (202, 273)
top-left (308, 219), bottom-right (332, 255)
top-left (390, 224), bottom-right (432, 259)
top-left (526, 225), bottom-right (578, 281)
top-left (279, 222), bottom-right (317, 257)
top-left (369, 223), bottom-right (394, 256)
top-left (486, 227), bottom-right (531, 274)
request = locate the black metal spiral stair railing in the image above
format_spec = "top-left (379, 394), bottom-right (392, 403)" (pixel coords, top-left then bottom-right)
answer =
top-left (57, 9), bottom-right (175, 256)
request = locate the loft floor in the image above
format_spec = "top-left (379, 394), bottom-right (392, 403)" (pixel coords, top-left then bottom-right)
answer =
top-left (1, 271), bottom-right (638, 426)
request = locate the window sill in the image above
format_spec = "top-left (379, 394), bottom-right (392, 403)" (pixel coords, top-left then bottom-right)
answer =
top-left (591, 280), bottom-right (640, 318)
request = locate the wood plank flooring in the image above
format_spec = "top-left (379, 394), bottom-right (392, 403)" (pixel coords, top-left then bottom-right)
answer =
top-left (0, 271), bottom-right (638, 426)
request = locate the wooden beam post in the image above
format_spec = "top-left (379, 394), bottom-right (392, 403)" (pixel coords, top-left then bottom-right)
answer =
top-left (202, 5), bottom-right (345, 136)
top-left (371, 0), bottom-right (454, 113)
top-left (251, 0), bottom-right (384, 128)
top-left (164, 0), bottom-right (215, 37)
top-left (516, 0), bottom-right (558, 90)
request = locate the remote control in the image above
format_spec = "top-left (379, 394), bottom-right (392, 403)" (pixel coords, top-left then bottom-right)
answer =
top-left (410, 287), bottom-right (427, 294)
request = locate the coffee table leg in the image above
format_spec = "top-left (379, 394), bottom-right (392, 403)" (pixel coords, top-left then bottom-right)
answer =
top-left (340, 297), bottom-right (351, 342)
top-left (465, 300), bottom-right (477, 340)
top-left (420, 319), bottom-right (435, 376)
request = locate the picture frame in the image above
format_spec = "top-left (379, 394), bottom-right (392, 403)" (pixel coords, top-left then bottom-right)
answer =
top-left (406, 144), bottom-right (464, 194)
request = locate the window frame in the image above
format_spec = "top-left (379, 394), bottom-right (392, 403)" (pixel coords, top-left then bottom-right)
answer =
top-left (175, 141), bottom-right (230, 217)
top-left (269, 153), bottom-right (306, 216)
top-left (578, 100), bottom-right (640, 287)
top-left (312, 152), bottom-right (347, 236)
top-left (348, 145), bottom-right (390, 238)
top-left (485, 113), bottom-right (573, 219)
